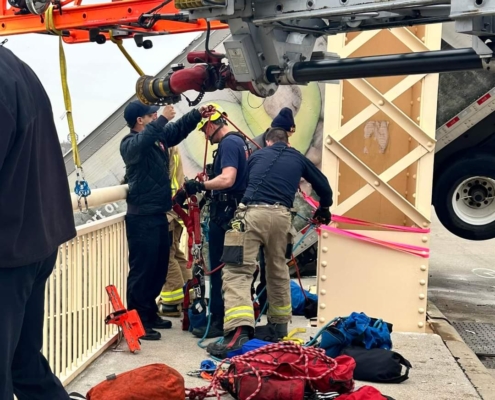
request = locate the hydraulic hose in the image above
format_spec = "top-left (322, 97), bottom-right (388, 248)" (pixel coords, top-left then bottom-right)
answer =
top-left (287, 48), bottom-right (490, 83)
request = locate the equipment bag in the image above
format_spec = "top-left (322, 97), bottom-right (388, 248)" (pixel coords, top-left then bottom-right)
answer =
top-left (217, 342), bottom-right (355, 400)
top-left (320, 313), bottom-right (393, 358)
top-left (335, 386), bottom-right (396, 399)
top-left (85, 363), bottom-right (185, 400)
top-left (341, 346), bottom-right (412, 383)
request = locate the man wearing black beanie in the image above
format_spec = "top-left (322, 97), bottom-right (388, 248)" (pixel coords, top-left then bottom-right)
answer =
top-left (250, 107), bottom-right (296, 151)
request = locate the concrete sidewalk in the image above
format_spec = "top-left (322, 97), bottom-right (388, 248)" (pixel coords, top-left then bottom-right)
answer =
top-left (67, 314), bottom-right (482, 400)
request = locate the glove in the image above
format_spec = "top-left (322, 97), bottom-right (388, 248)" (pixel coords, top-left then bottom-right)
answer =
top-left (172, 188), bottom-right (187, 207)
top-left (312, 207), bottom-right (331, 225)
top-left (184, 179), bottom-right (205, 196)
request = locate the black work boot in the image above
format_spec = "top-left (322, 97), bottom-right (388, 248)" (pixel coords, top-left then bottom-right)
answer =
top-left (140, 327), bottom-right (161, 341)
top-left (267, 322), bottom-right (288, 339)
top-left (152, 316), bottom-right (172, 330)
top-left (159, 303), bottom-right (181, 317)
top-left (192, 314), bottom-right (224, 338)
top-left (206, 326), bottom-right (253, 359)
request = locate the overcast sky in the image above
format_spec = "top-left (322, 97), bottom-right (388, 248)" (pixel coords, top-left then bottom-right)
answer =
top-left (5, 30), bottom-right (199, 142)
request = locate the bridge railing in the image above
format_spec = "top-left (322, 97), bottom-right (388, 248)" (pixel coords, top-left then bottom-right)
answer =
top-left (42, 186), bottom-right (129, 386)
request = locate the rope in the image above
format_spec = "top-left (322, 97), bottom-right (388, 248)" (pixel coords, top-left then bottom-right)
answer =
top-left (186, 342), bottom-right (339, 400)
top-left (45, 5), bottom-right (91, 213)
top-left (109, 30), bottom-right (145, 76)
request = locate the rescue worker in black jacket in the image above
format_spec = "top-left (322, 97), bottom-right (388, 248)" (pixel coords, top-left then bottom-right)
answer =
top-left (182, 103), bottom-right (250, 339)
top-left (248, 107), bottom-right (297, 313)
top-left (0, 45), bottom-right (76, 400)
top-left (120, 101), bottom-right (206, 341)
top-left (207, 128), bottom-right (332, 358)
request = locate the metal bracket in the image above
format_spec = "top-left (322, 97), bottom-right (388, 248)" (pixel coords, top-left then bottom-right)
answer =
top-left (472, 36), bottom-right (493, 58)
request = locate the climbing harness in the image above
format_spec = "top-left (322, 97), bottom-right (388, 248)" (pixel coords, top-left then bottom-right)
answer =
top-left (45, 5), bottom-right (91, 213)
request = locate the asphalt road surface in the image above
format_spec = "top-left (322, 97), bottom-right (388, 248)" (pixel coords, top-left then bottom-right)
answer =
top-left (429, 208), bottom-right (495, 370)
top-left (429, 210), bottom-right (495, 323)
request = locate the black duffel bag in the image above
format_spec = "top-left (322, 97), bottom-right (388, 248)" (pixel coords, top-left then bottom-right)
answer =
top-left (341, 346), bottom-right (412, 384)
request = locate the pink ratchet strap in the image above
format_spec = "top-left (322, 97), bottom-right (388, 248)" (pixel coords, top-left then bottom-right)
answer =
top-left (300, 191), bottom-right (430, 258)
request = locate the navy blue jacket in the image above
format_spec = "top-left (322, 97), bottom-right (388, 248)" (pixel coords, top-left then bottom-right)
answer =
top-left (242, 142), bottom-right (333, 208)
top-left (120, 109), bottom-right (201, 215)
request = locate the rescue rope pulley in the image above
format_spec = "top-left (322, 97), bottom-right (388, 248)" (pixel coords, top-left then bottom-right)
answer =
top-left (45, 5), bottom-right (91, 213)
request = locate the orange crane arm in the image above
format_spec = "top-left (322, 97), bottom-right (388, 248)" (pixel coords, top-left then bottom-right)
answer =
top-left (0, 0), bottom-right (227, 44)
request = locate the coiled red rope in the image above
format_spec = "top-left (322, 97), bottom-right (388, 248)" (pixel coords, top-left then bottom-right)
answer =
top-left (185, 342), bottom-right (339, 400)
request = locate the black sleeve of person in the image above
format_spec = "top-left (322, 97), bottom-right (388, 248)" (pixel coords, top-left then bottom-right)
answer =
top-left (161, 109), bottom-right (202, 148)
top-left (301, 156), bottom-right (333, 208)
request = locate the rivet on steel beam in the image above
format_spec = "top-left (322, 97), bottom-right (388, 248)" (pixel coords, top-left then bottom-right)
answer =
top-left (418, 322), bottom-right (424, 328)
top-left (427, 142), bottom-right (433, 148)
top-left (319, 317), bottom-right (326, 323)
top-left (423, 222), bottom-right (429, 228)
top-left (320, 303), bottom-right (326, 309)
top-left (341, 115), bottom-right (344, 120)
top-left (413, 174), bottom-right (417, 179)
top-left (417, 97), bottom-right (421, 102)
top-left (422, 236), bottom-right (428, 243)
top-left (337, 191), bottom-right (340, 196)
top-left (403, 220), bottom-right (407, 224)
top-left (406, 172), bottom-right (410, 177)
top-left (412, 193), bottom-right (416, 198)
top-left (419, 293), bottom-right (425, 300)
top-left (405, 191), bottom-right (408, 196)
top-left (418, 308), bottom-right (425, 314)
top-left (320, 289), bottom-right (326, 295)
top-left (378, 100), bottom-right (384, 106)
top-left (374, 181), bottom-right (380, 186)
top-left (322, 247), bottom-right (328, 253)
top-left (321, 261), bottom-right (327, 267)
top-left (419, 279), bottom-right (426, 285)
top-left (420, 265), bottom-right (427, 271)
top-left (322, 232), bottom-right (329, 238)
top-left (416, 116), bottom-right (420, 122)
top-left (408, 137), bottom-right (412, 142)
top-left (421, 36), bottom-right (425, 42)
top-left (321, 275), bottom-right (327, 281)
top-left (410, 101), bottom-right (414, 105)
top-left (326, 138), bottom-right (332, 145)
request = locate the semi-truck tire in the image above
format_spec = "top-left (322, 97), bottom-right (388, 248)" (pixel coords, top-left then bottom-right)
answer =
top-left (434, 153), bottom-right (495, 241)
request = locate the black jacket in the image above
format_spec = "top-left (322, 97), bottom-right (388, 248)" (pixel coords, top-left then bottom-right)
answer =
top-left (242, 142), bottom-right (333, 208)
top-left (0, 45), bottom-right (76, 268)
top-left (120, 110), bottom-right (202, 215)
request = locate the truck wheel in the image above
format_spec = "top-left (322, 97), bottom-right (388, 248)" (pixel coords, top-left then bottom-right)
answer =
top-left (434, 154), bottom-right (495, 240)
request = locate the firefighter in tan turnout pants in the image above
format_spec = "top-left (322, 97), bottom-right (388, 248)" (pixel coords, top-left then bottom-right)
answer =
top-left (207, 128), bottom-right (333, 358)
top-left (158, 146), bottom-right (192, 317)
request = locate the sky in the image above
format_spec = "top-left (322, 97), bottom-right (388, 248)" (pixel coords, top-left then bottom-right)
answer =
top-left (4, 27), bottom-right (199, 142)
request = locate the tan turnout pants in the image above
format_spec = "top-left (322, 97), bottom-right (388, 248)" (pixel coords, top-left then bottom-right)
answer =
top-left (160, 215), bottom-right (191, 306)
top-left (222, 205), bottom-right (293, 333)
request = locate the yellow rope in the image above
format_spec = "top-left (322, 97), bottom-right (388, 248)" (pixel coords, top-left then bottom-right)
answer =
top-left (45, 5), bottom-right (81, 168)
top-left (109, 30), bottom-right (145, 76)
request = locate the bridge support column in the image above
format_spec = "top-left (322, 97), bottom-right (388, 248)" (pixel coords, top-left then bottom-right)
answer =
top-left (317, 25), bottom-right (442, 332)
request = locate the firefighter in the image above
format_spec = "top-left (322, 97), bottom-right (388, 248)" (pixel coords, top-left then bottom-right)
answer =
top-left (158, 146), bottom-right (192, 317)
top-left (182, 103), bottom-right (250, 339)
top-left (249, 107), bottom-right (296, 313)
top-left (207, 128), bottom-right (332, 358)
top-left (121, 101), bottom-right (207, 341)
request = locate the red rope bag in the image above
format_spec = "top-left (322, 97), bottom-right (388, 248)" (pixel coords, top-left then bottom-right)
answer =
top-left (186, 342), bottom-right (355, 400)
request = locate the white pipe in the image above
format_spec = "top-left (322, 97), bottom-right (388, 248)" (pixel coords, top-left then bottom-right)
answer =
top-left (71, 185), bottom-right (128, 211)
